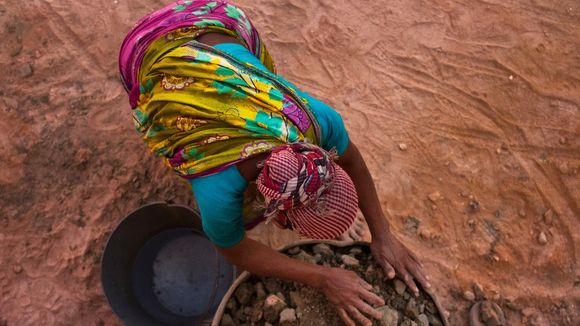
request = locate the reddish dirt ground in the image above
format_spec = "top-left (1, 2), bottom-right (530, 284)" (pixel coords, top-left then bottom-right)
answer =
top-left (0, 0), bottom-right (579, 325)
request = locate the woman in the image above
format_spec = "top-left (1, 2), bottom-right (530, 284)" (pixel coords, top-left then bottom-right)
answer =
top-left (119, 1), bottom-right (429, 325)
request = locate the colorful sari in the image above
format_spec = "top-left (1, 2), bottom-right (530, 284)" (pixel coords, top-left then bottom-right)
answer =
top-left (119, 0), bottom-right (321, 178)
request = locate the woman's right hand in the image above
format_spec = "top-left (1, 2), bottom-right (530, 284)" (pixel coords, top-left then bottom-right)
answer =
top-left (318, 267), bottom-right (385, 326)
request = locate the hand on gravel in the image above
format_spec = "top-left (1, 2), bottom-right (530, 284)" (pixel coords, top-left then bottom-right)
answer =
top-left (319, 267), bottom-right (385, 326)
top-left (371, 231), bottom-right (431, 297)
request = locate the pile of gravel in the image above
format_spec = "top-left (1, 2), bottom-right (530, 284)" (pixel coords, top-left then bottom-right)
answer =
top-left (219, 243), bottom-right (445, 326)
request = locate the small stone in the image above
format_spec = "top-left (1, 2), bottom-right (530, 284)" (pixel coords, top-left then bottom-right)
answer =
top-left (401, 320), bottom-right (418, 326)
top-left (538, 232), bottom-right (548, 245)
top-left (279, 308), bottom-right (296, 323)
top-left (399, 143), bottom-right (408, 151)
top-left (340, 254), bottom-right (359, 266)
top-left (428, 191), bottom-right (442, 202)
top-left (377, 306), bottom-right (399, 326)
top-left (518, 209), bottom-right (526, 218)
top-left (473, 282), bottom-right (485, 299)
top-left (394, 279), bottom-right (407, 295)
top-left (255, 282), bottom-right (267, 300)
top-left (559, 162), bottom-right (569, 174)
top-left (226, 297), bottom-right (238, 311)
top-left (349, 247), bottom-right (363, 255)
top-left (19, 63), bottom-right (33, 77)
top-left (508, 75), bottom-right (514, 80)
top-left (13, 264), bottom-right (23, 274)
top-left (543, 210), bottom-right (554, 225)
top-left (249, 306), bottom-right (263, 323)
top-left (417, 314), bottom-right (429, 326)
top-left (558, 136), bottom-right (567, 145)
top-left (220, 313), bottom-right (236, 326)
top-left (289, 291), bottom-right (303, 307)
top-left (234, 283), bottom-right (253, 305)
top-left (263, 294), bottom-right (287, 323)
top-left (468, 200), bottom-right (480, 212)
top-left (287, 246), bottom-right (301, 255)
top-left (463, 290), bottom-right (475, 301)
top-left (264, 278), bottom-right (282, 294)
top-left (405, 298), bottom-right (420, 319)
top-left (293, 251), bottom-right (317, 264)
top-left (312, 243), bottom-right (334, 257)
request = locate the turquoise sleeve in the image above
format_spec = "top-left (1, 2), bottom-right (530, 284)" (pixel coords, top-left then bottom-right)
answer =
top-left (190, 166), bottom-right (247, 248)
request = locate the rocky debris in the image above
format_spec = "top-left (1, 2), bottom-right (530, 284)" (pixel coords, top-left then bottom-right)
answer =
top-left (220, 313), bottom-right (235, 326)
top-left (463, 290), bottom-right (476, 301)
top-left (394, 279), bottom-right (407, 295)
top-left (312, 243), bottom-right (333, 257)
top-left (279, 308), bottom-right (297, 323)
top-left (234, 282), bottom-right (253, 305)
top-left (417, 314), bottom-right (429, 326)
top-left (473, 282), bottom-right (485, 300)
top-left (292, 250), bottom-right (317, 264)
top-left (222, 244), bottom-right (445, 326)
top-left (537, 232), bottom-right (548, 245)
top-left (405, 299), bottom-right (420, 319)
top-left (377, 306), bottom-right (399, 326)
top-left (428, 191), bottom-right (442, 202)
top-left (479, 301), bottom-right (505, 326)
top-left (340, 254), bottom-right (360, 266)
top-left (468, 200), bottom-right (480, 212)
top-left (263, 294), bottom-right (287, 323)
top-left (255, 282), bottom-right (267, 300)
top-left (398, 143), bottom-right (408, 151)
top-left (287, 246), bottom-right (301, 255)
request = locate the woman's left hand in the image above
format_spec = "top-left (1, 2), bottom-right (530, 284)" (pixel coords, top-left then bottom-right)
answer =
top-left (370, 231), bottom-right (431, 296)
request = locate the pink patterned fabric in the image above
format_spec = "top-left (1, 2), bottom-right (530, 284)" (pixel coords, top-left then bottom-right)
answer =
top-left (257, 143), bottom-right (358, 239)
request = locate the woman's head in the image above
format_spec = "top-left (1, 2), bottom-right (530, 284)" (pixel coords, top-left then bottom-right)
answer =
top-left (257, 143), bottom-right (358, 239)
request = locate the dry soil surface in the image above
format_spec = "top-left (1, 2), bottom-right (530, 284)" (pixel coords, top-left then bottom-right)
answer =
top-left (0, 0), bottom-right (579, 325)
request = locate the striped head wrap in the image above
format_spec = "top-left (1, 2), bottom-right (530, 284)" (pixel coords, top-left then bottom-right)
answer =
top-left (256, 143), bottom-right (358, 239)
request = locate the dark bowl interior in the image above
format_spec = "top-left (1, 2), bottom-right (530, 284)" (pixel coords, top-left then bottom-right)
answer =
top-left (101, 202), bottom-right (235, 326)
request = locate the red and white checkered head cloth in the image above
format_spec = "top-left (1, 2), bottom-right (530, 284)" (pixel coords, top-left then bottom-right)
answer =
top-left (256, 143), bottom-right (358, 239)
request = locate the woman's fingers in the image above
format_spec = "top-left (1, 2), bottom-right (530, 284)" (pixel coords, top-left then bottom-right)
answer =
top-left (379, 259), bottom-right (396, 279)
top-left (347, 306), bottom-right (373, 326)
top-left (359, 288), bottom-right (385, 307)
top-left (401, 269), bottom-right (420, 296)
top-left (354, 298), bottom-right (384, 320)
top-left (409, 264), bottom-right (431, 290)
top-left (337, 308), bottom-right (356, 326)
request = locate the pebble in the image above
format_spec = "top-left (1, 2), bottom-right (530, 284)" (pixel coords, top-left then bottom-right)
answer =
top-left (312, 243), bottom-right (334, 257)
top-left (405, 298), bottom-right (420, 319)
top-left (518, 209), bottom-right (526, 218)
top-left (558, 162), bottom-right (569, 174)
top-left (234, 283), bottom-right (253, 305)
top-left (463, 290), bottom-right (475, 301)
top-left (19, 63), bottom-right (33, 78)
top-left (349, 247), bottom-right (363, 255)
top-left (263, 294), bottom-right (287, 323)
top-left (377, 306), bottom-right (399, 326)
top-left (287, 246), bottom-right (301, 255)
top-left (398, 143), bottom-right (408, 151)
top-left (255, 282), bottom-right (266, 300)
top-left (340, 254), bottom-right (360, 266)
top-left (468, 200), bottom-right (480, 212)
top-left (538, 232), bottom-right (548, 245)
top-left (264, 278), bottom-right (282, 293)
top-left (558, 136), bottom-right (567, 145)
top-left (417, 314), bottom-right (429, 326)
top-left (220, 313), bottom-right (235, 326)
top-left (293, 251), bottom-right (317, 264)
top-left (394, 279), bottom-right (407, 295)
top-left (427, 191), bottom-right (442, 202)
top-left (279, 308), bottom-right (296, 323)
top-left (473, 282), bottom-right (485, 299)
top-left (13, 264), bottom-right (23, 274)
